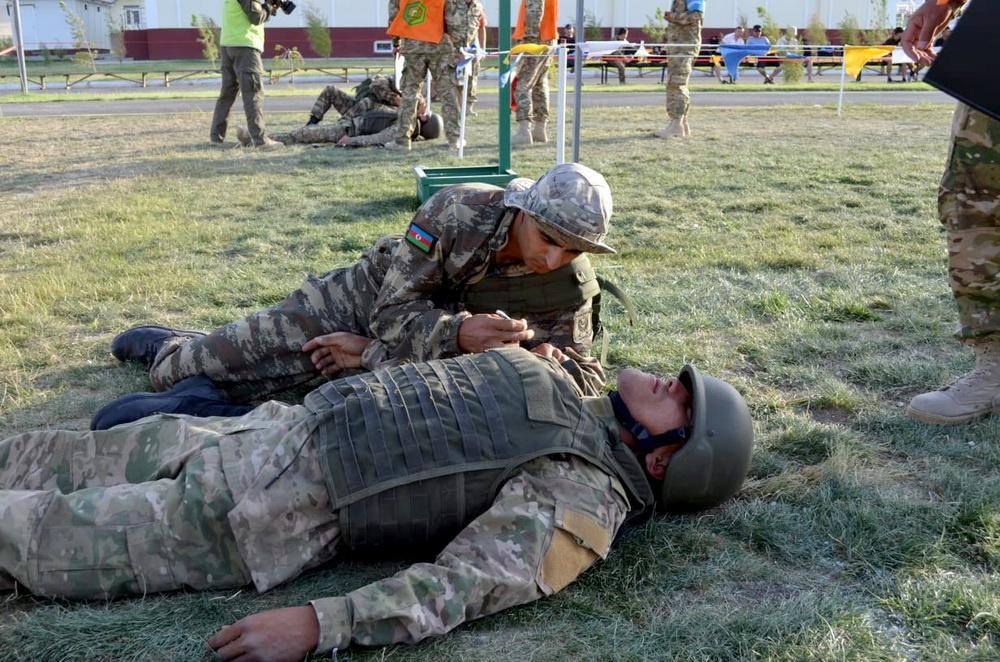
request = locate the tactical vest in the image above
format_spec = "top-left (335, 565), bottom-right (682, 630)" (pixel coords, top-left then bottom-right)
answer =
top-left (459, 254), bottom-right (599, 315)
top-left (304, 347), bottom-right (654, 556)
top-left (357, 109), bottom-right (402, 137)
top-left (221, 0), bottom-right (265, 51)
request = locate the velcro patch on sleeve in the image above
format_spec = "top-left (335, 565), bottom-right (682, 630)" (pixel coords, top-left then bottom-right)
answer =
top-left (537, 505), bottom-right (611, 594)
top-left (405, 222), bottom-right (437, 254)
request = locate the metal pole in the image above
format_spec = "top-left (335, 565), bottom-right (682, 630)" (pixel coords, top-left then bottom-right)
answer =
top-left (572, 0), bottom-right (584, 162)
top-left (12, 0), bottom-right (29, 94)
top-left (556, 45), bottom-right (568, 165)
top-left (498, 0), bottom-right (511, 172)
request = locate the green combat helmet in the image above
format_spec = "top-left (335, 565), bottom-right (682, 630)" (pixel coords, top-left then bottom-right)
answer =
top-left (419, 113), bottom-right (444, 140)
top-left (660, 365), bottom-right (754, 511)
top-left (503, 163), bottom-right (617, 254)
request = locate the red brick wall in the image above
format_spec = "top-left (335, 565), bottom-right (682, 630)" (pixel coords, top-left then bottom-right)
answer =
top-left (123, 27), bottom-right (394, 60)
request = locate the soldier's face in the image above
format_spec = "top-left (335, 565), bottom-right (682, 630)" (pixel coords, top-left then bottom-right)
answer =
top-left (617, 369), bottom-right (693, 479)
top-left (512, 212), bottom-right (581, 274)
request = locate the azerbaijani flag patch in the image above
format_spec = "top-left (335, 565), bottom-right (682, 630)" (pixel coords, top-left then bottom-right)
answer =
top-left (406, 222), bottom-right (437, 254)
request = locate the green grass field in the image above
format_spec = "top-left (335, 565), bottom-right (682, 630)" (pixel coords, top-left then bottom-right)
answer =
top-left (0, 102), bottom-right (997, 660)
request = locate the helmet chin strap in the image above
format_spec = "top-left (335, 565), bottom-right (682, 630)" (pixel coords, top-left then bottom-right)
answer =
top-left (608, 391), bottom-right (690, 453)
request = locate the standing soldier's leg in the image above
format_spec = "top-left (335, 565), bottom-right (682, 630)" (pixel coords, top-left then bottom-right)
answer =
top-left (657, 22), bottom-right (700, 139)
top-left (530, 54), bottom-right (551, 143)
top-left (310, 84), bottom-right (356, 122)
top-left (908, 105), bottom-right (1000, 424)
top-left (468, 56), bottom-right (481, 113)
top-left (148, 265), bottom-right (376, 402)
top-left (432, 50), bottom-right (462, 148)
top-left (392, 56), bottom-right (431, 149)
top-left (513, 52), bottom-right (546, 145)
top-left (232, 47), bottom-right (268, 146)
top-left (210, 47), bottom-right (240, 143)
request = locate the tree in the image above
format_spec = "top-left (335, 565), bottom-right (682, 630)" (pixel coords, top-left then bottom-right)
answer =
top-left (59, 0), bottom-right (96, 71)
top-left (806, 10), bottom-right (827, 47)
top-left (755, 6), bottom-right (780, 43)
top-left (192, 15), bottom-right (220, 68)
top-left (304, 4), bottom-right (332, 58)
top-left (642, 8), bottom-right (667, 44)
top-left (838, 12), bottom-right (864, 46)
top-left (583, 10), bottom-right (602, 41)
top-left (106, 12), bottom-right (127, 61)
top-left (869, 0), bottom-right (891, 43)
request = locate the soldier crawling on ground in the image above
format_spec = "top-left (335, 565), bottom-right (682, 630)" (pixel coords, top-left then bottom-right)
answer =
top-left (0, 344), bottom-right (754, 660)
top-left (235, 76), bottom-right (445, 147)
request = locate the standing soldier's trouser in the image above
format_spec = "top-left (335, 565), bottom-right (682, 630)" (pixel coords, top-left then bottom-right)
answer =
top-left (310, 85), bottom-right (357, 121)
top-left (665, 24), bottom-right (701, 121)
top-left (0, 412), bottom-right (269, 599)
top-left (149, 261), bottom-right (380, 403)
top-left (210, 46), bottom-right (267, 145)
top-left (514, 45), bottom-right (552, 123)
top-left (396, 48), bottom-right (461, 145)
top-left (469, 56), bottom-right (481, 105)
top-left (272, 118), bottom-right (353, 145)
top-left (940, 104), bottom-right (1000, 341)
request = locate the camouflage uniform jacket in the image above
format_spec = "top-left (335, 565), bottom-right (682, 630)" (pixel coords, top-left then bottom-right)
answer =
top-left (224, 373), bottom-right (631, 654)
top-left (357, 183), bottom-right (604, 394)
top-left (518, 0), bottom-right (550, 44)
top-left (389, 0), bottom-right (484, 54)
top-left (667, 0), bottom-right (704, 28)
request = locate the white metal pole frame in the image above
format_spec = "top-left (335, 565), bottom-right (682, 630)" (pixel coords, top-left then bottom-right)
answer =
top-left (837, 48), bottom-right (847, 117)
top-left (572, 0), bottom-right (584, 162)
top-left (11, 0), bottom-right (29, 94)
top-left (556, 44), bottom-right (568, 165)
top-left (458, 61), bottom-right (470, 158)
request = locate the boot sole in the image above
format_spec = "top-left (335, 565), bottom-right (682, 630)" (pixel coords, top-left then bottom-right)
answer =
top-left (904, 404), bottom-right (999, 425)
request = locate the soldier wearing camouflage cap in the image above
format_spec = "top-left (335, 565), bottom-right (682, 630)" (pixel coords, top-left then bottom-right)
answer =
top-left (102, 163), bottom-right (619, 428)
top-left (0, 344), bottom-right (753, 660)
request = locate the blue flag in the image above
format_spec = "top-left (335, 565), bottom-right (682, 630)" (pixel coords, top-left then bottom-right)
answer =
top-left (719, 43), bottom-right (771, 81)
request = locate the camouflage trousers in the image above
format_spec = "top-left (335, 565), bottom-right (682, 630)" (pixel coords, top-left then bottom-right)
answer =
top-left (272, 119), bottom-right (353, 145)
top-left (210, 46), bottom-right (267, 145)
top-left (665, 23), bottom-right (702, 121)
top-left (149, 255), bottom-right (383, 403)
top-left (397, 47), bottom-right (461, 146)
top-left (311, 84), bottom-right (357, 121)
top-left (514, 43), bottom-right (553, 123)
top-left (941, 104), bottom-right (1000, 341)
top-left (0, 402), bottom-right (338, 599)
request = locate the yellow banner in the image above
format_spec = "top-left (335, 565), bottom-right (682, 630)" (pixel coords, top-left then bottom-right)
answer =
top-left (843, 45), bottom-right (894, 80)
top-left (510, 43), bottom-right (553, 56)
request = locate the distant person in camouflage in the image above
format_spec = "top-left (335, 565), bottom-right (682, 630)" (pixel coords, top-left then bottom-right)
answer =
top-left (902, 0), bottom-right (1000, 425)
top-left (103, 164), bottom-right (617, 428)
top-left (0, 345), bottom-right (753, 660)
top-left (654, 0), bottom-right (704, 140)
top-left (210, 0), bottom-right (281, 150)
top-left (387, 0), bottom-right (484, 151)
top-left (512, 0), bottom-right (558, 145)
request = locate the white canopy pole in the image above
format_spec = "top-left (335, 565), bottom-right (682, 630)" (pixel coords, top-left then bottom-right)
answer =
top-left (12, 0), bottom-right (29, 94)
top-left (556, 45), bottom-right (568, 165)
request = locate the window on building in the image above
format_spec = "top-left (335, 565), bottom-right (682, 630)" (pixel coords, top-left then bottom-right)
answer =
top-left (124, 5), bottom-right (142, 29)
top-left (373, 40), bottom-right (393, 54)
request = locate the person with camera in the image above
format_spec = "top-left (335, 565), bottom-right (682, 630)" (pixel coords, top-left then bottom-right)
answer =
top-left (209, 0), bottom-right (293, 149)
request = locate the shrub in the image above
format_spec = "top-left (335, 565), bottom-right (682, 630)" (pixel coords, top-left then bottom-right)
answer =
top-left (304, 4), bottom-right (332, 58)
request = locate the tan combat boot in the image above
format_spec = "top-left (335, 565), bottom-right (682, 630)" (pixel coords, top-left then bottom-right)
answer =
top-left (681, 117), bottom-right (691, 138)
top-left (531, 122), bottom-right (548, 143)
top-left (256, 137), bottom-right (283, 151)
top-left (906, 339), bottom-right (1000, 425)
top-left (512, 120), bottom-right (533, 145)
top-left (235, 126), bottom-right (252, 147)
top-left (653, 119), bottom-right (684, 139)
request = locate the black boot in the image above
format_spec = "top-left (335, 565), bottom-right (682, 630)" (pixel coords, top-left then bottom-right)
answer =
top-left (307, 115), bottom-right (321, 125)
top-left (90, 375), bottom-right (252, 430)
top-left (111, 325), bottom-right (207, 367)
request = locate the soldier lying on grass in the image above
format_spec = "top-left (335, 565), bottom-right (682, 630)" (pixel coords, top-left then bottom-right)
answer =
top-left (0, 344), bottom-right (753, 660)
top-left (99, 163), bottom-right (616, 429)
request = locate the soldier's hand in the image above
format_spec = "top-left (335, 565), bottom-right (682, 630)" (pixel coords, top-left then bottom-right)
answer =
top-left (901, 0), bottom-right (954, 66)
top-left (208, 605), bottom-right (320, 662)
top-left (458, 314), bottom-right (534, 353)
top-left (530, 343), bottom-right (569, 363)
top-left (302, 332), bottom-right (373, 376)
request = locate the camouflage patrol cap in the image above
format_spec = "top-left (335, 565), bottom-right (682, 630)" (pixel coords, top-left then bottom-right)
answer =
top-left (503, 163), bottom-right (616, 254)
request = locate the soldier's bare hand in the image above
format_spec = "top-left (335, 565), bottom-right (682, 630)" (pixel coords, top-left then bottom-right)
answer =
top-left (458, 314), bottom-right (534, 353)
top-left (302, 332), bottom-right (373, 376)
top-left (901, 0), bottom-right (954, 66)
top-left (530, 343), bottom-right (568, 363)
top-left (208, 606), bottom-right (320, 662)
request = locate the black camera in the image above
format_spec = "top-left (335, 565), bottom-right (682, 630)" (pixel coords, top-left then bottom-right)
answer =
top-left (269, 0), bottom-right (296, 15)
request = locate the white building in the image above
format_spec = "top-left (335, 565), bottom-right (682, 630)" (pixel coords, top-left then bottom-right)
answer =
top-left (4, 0), bottom-right (122, 50)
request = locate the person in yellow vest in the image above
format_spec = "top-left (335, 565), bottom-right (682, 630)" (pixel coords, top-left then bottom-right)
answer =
top-left (387, 0), bottom-right (484, 151)
top-left (210, 0), bottom-right (282, 150)
top-left (512, 0), bottom-right (558, 145)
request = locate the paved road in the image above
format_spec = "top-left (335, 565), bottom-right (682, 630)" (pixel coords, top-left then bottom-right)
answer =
top-left (0, 90), bottom-right (952, 118)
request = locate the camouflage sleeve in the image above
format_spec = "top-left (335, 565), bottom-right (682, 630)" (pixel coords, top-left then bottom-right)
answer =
top-left (388, 0), bottom-right (400, 28)
top-left (237, 0), bottom-right (273, 25)
top-left (366, 192), bottom-right (490, 362)
top-left (341, 123), bottom-right (397, 147)
top-left (521, 0), bottom-right (544, 42)
top-left (309, 455), bottom-right (630, 653)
